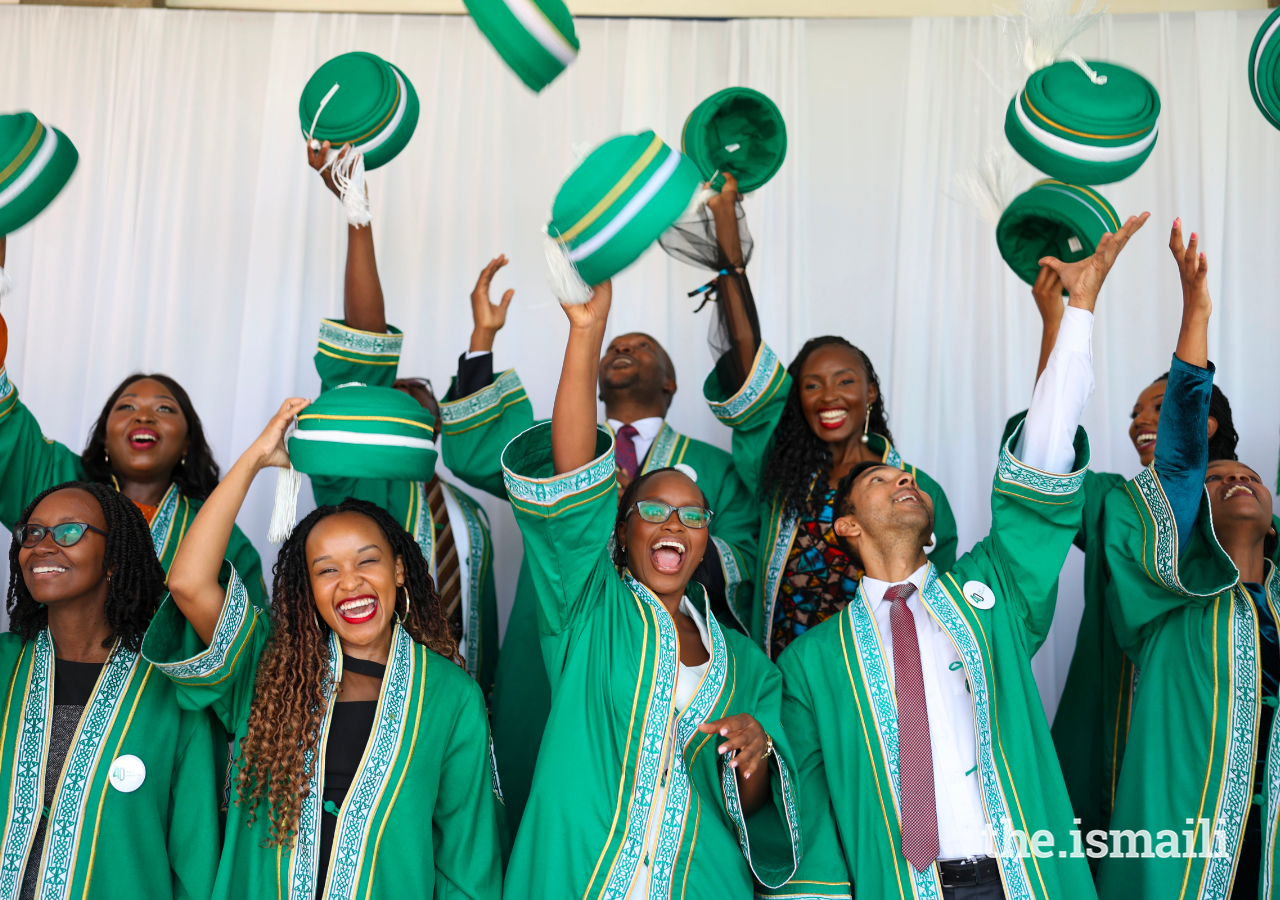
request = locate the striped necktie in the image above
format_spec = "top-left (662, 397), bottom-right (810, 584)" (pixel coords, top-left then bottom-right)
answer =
top-left (614, 424), bottom-right (640, 480)
top-left (425, 477), bottom-right (462, 637)
top-left (886, 581), bottom-right (939, 872)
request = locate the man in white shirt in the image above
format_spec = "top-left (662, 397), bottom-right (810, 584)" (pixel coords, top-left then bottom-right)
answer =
top-left (770, 212), bottom-right (1148, 900)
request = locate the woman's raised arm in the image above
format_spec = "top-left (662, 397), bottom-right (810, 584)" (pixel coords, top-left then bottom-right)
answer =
top-left (551, 281), bottom-right (612, 475)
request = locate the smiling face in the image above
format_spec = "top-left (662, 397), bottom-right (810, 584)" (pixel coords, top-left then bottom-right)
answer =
top-left (1205, 461), bottom-right (1275, 547)
top-left (306, 511), bottom-right (405, 651)
top-left (617, 471), bottom-right (709, 598)
top-left (798, 344), bottom-right (877, 445)
top-left (18, 488), bottom-right (109, 608)
top-left (598, 333), bottom-right (676, 412)
top-left (104, 378), bottom-right (191, 482)
top-left (833, 465), bottom-right (935, 564)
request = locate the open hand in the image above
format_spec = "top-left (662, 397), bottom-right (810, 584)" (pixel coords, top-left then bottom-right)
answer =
top-left (306, 139), bottom-right (347, 200)
top-left (1168, 218), bottom-right (1210, 316)
top-left (1031, 265), bottom-right (1065, 324)
top-left (469, 255), bottom-right (516, 352)
top-left (561, 280), bottom-right (612, 331)
top-left (249, 398), bottom-right (310, 471)
top-left (1039, 212), bottom-right (1150, 313)
top-left (699, 713), bottom-right (770, 779)
top-left (706, 171), bottom-right (740, 215)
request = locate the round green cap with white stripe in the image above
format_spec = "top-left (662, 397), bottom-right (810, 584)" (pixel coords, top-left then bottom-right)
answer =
top-left (288, 383), bottom-right (437, 482)
top-left (996, 180), bottom-right (1120, 286)
top-left (1004, 59), bottom-right (1159, 185)
top-left (465, 0), bottom-right (579, 93)
top-left (0, 112), bottom-right (78, 236)
top-left (682, 87), bottom-right (787, 193)
top-left (298, 52), bottom-right (419, 171)
top-left (1249, 7), bottom-right (1280, 131)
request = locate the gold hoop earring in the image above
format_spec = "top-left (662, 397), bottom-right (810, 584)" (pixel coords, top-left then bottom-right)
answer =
top-left (860, 407), bottom-right (871, 444)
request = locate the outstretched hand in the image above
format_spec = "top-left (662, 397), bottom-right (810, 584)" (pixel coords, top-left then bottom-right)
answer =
top-left (1039, 212), bottom-right (1150, 313)
top-left (1168, 218), bottom-right (1211, 316)
top-left (706, 171), bottom-right (740, 215)
top-left (699, 713), bottom-right (770, 779)
top-left (560, 280), bottom-right (612, 331)
top-left (469, 255), bottom-right (516, 352)
top-left (248, 398), bottom-right (310, 471)
top-left (306, 139), bottom-right (348, 200)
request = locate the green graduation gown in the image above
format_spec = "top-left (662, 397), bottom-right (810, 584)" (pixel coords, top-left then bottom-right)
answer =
top-left (701, 341), bottom-right (959, 658)
top-left (312, 320), bottom-right (500, 693)
top-left (0, 631), bottom-right (221, 900)
top-left (439, 368), bottom-right (758, 831)
top-left (0, 367), bottom-right (267, 607)
top-left (141, 564), bottom-right (505, 900)
top-left (1098, 466), bottom-right (1280, 899)
top-left (775, 420), bottom-right (1095, 900)
top-left (499, 422), bottom-right (801, 899)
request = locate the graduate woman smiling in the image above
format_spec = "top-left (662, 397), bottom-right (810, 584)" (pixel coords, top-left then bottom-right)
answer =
top-left (499, 280), bottom-right (801, 899)
top-left (141, 398), bottom-right (503, 900)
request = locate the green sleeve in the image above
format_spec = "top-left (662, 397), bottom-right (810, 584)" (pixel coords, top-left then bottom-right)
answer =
top-left (696, 447), bottom-right (759, 628)
top-left (702, 343), bottom-right (790, 496)
top-left (141, 562), bottom-right (268, 734)
top-left (916, 467), bottom-right (958, 572)
top-left (959, 420), bottom-right (1090, 652)
top-left (167, 705), bottom-right (221, 900)
top-left (769, 646), bottom-right (852, 898)
top-left (0, 369), bottom-right (86, 526)
top-left (432, 671), bottom-right (505, 900)
top-left (440, 370), bottom-right (536, 500)
top-left (1103, 466), bottom-right (1240, 654)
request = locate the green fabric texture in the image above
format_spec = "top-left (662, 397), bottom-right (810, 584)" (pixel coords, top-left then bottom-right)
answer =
top-left (775, 422), bottom-right (1095, 899)
top-left (1250, 8), bottom-right (1280, 131)
top-left (464, 0), bottom-right (579, 92)
top-left (499, 423), bottom-right (801, 897)
top-left (997, 180), bottom-right (1119, 285)
top-left (298, 52), bottom-right (419, 170)
top-left (681, 87), bottom-right (787, 193)
top-left (1005, 60), bottom-right (1159, 185)
top-left (0, 113), bottom-right (78, 236)
top-left (548, 131), bottom-right (701, 286)
top-left (1098, 465), bottom-right (1280, 898)
top-left (290, 383), bottom-right (437, 482)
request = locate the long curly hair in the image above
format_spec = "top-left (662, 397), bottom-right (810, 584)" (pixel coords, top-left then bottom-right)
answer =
top-left (762, 337), bottom-right (893, 519)
top-left (6, 481), bottom-right (165, 652)
top-left (235, 498), bottom-right (456, 848)
top-left (1152, 372), bottom-right (1239, 463)
top-left (80, 373), bottom-right (221, 500)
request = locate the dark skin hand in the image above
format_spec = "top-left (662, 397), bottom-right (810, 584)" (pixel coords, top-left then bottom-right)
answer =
top-left (106, 378), bottom-right (192, 508)
top-left (19, 487), bottom-right (113, 663)
top-left (800, 344), bottom-right (884, 486)
top-left (469, 256), bottom-right (515, 353)
top-left (1031, 265), bottom-right (1064, 381)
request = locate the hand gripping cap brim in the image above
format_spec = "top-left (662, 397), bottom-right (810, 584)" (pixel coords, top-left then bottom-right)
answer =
top-left (299, 52), bottom-right (419, 170)
top-left (465, 0), bottom-right (579, 92)
top-left (548, 131), bottom-right (701, 286)
top-left (996, 180), bottom-right (1120, 285)
top-left (0, 113), bottom-right (79, 236)
top-left (288, 385), bottom-right (438, 482)
top-left (1004, 60), bottom-right (1159, 185)
top-left (681, 87), bottom-right (787, 193)
top-left (1249, 8), bottom-right (1280, 131)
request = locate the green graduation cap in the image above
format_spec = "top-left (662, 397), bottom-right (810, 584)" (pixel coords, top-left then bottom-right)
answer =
top-left (996, 180), bottom-right (1119, 286)
top-left (299, 52), bottom-right (419, 170)
top-left (465, 0), bottom-right (579, 93)
top-left (269, 383), bottom-right (437, 542)
top-left (544, 130), bottom-right (701, 303)
top-left (1005, 59), bottom-right (1159, 185)
top-left (1249, 8), bottom-right (1280, 131)
top-left (681, 87), bottom-right (787, 193)
top-left (0, 112), bottom-right (78, 237)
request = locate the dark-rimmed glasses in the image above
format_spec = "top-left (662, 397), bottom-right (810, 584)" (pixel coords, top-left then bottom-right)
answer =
top-left (626, 501), bottom-right (713, 529)
top-left (13, 523), bottom-right (108, 549)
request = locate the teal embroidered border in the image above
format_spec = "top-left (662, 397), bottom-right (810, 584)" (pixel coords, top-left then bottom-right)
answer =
top-left (318, 319), bottom-right (403, 357)
top-left (489, 737), bottom-right (504, 802)
top-left (36, 646), bottom-right (138, 900)
top-left (149, 567), bottom-right (252, 681)
top-left (709, 344), bottom-right (781, 422)
top-left (995, 426), bottom-right (1087, 496)
top-left (289, 632), bottom-right (339, 900)
top-left (440, 370), bottom-right (522, 425)
top-left (1130, 467), bottom-right (1236, 599)
top-left (449, 486), bottom-right (487, 678)
top-left (503, 426), bottom-right (615, 507)
top-left (328, 625), bottom-right (414, 900)
top-left (711, 536), bottom-right (748, 632)
top-left (0, 368), bottom-right (11, 401)
top-left (1262, 563), bottom-right (1280, 899)
top-left (413, 482), bottom-right (435, 593)
top-left (641, 423), bottom-right (678, 473)
top-left (761, 503), bottom-right (798, 656)
top-left (148, 483), bottom-right (180, 558)
top-left (0, 632), bottom-right (52, 900)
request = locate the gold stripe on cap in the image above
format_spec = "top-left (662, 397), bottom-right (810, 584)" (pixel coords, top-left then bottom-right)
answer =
top-left (557, 133), bottom-right (664, 245)
top-left (1023, 90), bottom-right (1152, 141)
top-left (1036, 179), bottom-right (1121, 231)
top-left (0, 120), bottom-right (45, 187)
top-left (299, 412), bottom-right (435, 432)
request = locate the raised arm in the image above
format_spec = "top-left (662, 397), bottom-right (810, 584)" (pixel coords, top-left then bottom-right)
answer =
top-left (166, 398), bottom-right (308, 644)
top-left (552, 281), bottom-right (612, 475)
top-left (1032, 265), bottom-right (1064, 382)
top-left (308, 140), bottom-right (385, 333)
top-left (706, 173), bottom-right (757, 389)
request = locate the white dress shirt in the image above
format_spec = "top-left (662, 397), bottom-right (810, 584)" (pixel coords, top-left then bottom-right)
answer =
top-left (607, 416), bottom-right (665, 468)
top-left (862, 306), bottom-right (1094, 861)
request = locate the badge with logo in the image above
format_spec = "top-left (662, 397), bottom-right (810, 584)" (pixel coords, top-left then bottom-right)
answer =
top-left (962, 581), bottom-right (996, 610)
top-left (673, 463), bottom-right (698, 483)
top-left (108, 754), bottom-right (146, 793)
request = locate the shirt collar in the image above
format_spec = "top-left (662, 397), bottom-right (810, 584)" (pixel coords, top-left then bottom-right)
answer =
top-left (861, 563), bottom-right (930, 607)
top-left (607, 416), bottom-right (665, 442)
top-left (679, 594), bottom-right (711, 661)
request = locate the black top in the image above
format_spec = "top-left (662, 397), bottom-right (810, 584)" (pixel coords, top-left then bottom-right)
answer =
top-left (54, 659), bottom-right (103, 706)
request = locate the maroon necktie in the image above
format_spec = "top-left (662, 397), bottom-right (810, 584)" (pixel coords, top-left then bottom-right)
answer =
top-left (615, 424), bottom-right (640, 480)
top-left (886, 581), bottom-right (939, 872)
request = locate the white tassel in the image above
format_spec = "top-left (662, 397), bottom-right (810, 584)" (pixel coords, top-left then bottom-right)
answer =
top-left (0, 267), bottom-right (11, 306)
top-left (1007, 0), bottom-right (1106, 74)
top-left (543, 229), bottom-right (592, 305)
top-left (956, 146), bottom-right (1024, 227)
top-left (327, 147), bottom-right (372, 228)
top-left (268, 465), bottom-right (303, 544)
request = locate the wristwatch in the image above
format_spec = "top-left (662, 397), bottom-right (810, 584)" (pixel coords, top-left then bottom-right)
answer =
top-left (760, 733), bottom-right (775, 762)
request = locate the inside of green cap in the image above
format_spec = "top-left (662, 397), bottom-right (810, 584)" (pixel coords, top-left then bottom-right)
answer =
top-left (699, 94), bottom-right (784, 185)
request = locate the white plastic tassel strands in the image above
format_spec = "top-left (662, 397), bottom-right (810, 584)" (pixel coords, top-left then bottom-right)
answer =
top-left (329, 147), bottom-right (372, 227)
top-left (0, 267), bottom-right (11, 305)
top-left (543, 229), bottom-right (592, 305)
top-left (1010, 0), bottom-right (1106, 74)
top-left (268, 464), bottom-right (303, 544)
top-left (957, 146), bottom-right (1023, 227)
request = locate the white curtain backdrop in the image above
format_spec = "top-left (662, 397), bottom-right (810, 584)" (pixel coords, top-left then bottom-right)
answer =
top-left (2, 5), bottom-right (1278, 721)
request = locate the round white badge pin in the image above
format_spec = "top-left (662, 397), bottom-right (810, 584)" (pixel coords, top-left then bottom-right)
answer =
top-left (108, 754), bottom-right (146, 793)
top-left (962, 581), bottom-right (996, 610)
top-left (673, 463), bottom-right (698, 482)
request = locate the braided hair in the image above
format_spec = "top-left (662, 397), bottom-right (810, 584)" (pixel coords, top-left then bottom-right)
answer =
top-left (235, 498), bottom-right (455, 848)
top-left (1152, 372), bottom-right (1240, 462)
top-left (762, 337), bottom-right (893, 519)
top-left (6, 481), bottom-right (165, 652)
top-left (612, 467), bottom-right (710, 570)
top-left (80, 373), bottom-right (221, 500)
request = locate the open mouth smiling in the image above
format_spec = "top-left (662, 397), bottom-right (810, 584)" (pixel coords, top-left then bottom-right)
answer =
top-left (336, 595), bottom-right (378, 625)
top-left (1134, 431), bottom-right (1156, 451)
top-left (816, 408), bottom-right (848, 430)
top-left (127, 428), bottom-right (160, 451)
top-left (29, 565), bottom-right (68, 577)
top-left (650, 538), bottom-right (686, 575)
top-left (1223, 483), bottom-right (1256, 501)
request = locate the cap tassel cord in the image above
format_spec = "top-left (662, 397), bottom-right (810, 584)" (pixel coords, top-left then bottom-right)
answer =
top-left (306, 82), bottom-right (341, 148)
top-left (328, 148), bottom-right (372, 227)
top-left (1063, 51), bottom-right (1108, 85)
top-left (542, 227), bottom-right (592, 305)
top-left (268, 464), bottom-right (303, 544)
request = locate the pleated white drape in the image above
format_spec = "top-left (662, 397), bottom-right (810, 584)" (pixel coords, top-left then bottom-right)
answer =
top-left (2, 6), bottom-right (1278, 719)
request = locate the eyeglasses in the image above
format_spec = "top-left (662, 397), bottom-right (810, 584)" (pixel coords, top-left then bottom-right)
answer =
top-left (13, 523), bottom-right (108, 549)
top-left (627, 501), bottom-right (713, 529)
